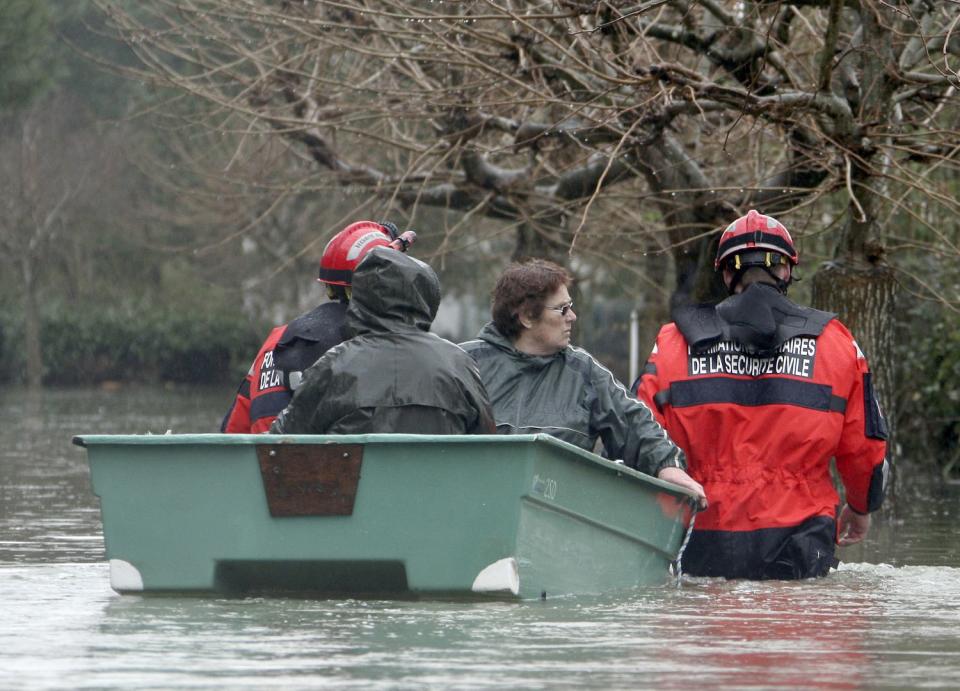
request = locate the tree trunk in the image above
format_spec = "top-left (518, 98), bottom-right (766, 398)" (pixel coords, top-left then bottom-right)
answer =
top-left (637, 135), bottom-right (728, 311)
top-left (512, 219), bottom-right (568, 265)
top-left (811, 262), bottom-right (896, 398)
top-left (21, 255), bottom-right (43, 389)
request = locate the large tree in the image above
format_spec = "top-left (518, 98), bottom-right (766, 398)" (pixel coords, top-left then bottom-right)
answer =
top-left (94, 0), bottom-right (960, 430)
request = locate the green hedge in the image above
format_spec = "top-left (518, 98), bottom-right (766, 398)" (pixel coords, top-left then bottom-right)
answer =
top-left (0, 305), bottom-right (267, 386)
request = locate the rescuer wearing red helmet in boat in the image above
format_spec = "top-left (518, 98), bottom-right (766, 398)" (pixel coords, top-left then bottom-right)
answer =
top-left (220, 220), bottom-right (415, 433)
top-left (635, 210), bottom-right (889, 579)
top-left (270, 247), bottom-right (495, 435)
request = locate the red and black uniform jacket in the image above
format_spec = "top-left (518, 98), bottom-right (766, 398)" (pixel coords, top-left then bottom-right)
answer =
top-left (636, 284), bottom-right (888, 579)
top-left (220, 302), bottom-right (347, 433)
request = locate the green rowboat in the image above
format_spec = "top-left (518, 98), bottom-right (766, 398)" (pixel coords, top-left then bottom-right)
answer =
top-left (73, 433), bottom-right (697, 599)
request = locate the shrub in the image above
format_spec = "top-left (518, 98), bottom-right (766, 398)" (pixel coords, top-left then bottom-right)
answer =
top-left (894, 302), bottom-right (960, 472)
top-left (0, 304), bottom-right (266, 386)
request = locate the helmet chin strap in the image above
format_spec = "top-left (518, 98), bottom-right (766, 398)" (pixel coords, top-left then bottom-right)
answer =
top-left (327, 284), bottom-right (351, 302)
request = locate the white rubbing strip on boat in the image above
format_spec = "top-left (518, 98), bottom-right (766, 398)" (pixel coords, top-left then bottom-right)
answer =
top-left (471, 557), bottom-right (519, 595)
top-left (109, 559), bottom-right (144, 592)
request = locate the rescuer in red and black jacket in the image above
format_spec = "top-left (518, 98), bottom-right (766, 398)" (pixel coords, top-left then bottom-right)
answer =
top-left (220, 220), bottom-right (415, 433)
top-left (635, 210), bottom-right (889, 579)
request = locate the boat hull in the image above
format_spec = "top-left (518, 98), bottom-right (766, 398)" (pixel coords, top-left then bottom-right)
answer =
top-left (75, 433), bottom-right (696, 599)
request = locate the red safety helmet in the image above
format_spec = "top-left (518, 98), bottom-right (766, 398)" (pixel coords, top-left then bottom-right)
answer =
top-left (318, 221), bottom-right (394, 286)
top-left (714, 209), bottom-right (799, 270)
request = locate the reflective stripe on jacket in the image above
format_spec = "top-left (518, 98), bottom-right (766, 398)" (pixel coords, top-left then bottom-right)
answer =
top-left (221, 325), bottom-right (288, 434)
top-left (220, 301), bottom-right (348, 433)
top-left (637, 310), bottom-right (888, 577)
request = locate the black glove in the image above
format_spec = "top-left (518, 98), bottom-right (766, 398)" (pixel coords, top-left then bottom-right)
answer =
top-left (377, 220), bottom-right (400, 240)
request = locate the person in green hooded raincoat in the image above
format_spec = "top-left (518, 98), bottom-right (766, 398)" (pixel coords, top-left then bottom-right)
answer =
top-left (271, 247), bottom-right (495, 436)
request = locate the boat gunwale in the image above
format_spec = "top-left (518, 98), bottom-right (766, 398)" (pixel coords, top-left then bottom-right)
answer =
top-left (73, 432), bottom-right (697, 501)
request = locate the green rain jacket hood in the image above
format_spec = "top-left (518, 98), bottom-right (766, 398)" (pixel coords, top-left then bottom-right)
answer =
top-left (271, 248), bottom-right (494, 436)
top-left (460, 322), bottom-right (685, 477)
top-left (346, 247), bottom-right (440, 337)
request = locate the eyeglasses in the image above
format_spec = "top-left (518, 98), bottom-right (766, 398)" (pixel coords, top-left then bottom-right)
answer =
top-left (547, 300), bottom-right (574, 316)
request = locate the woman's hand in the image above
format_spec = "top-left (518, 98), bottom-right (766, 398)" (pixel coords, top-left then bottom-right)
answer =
top-left (657, 467), bottom-right (708, 510)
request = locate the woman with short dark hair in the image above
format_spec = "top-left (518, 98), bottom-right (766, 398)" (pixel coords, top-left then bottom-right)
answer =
top-left (460, 259), bottom-right (706, 503)
top-left (490, 258), bottom-right (571, 341)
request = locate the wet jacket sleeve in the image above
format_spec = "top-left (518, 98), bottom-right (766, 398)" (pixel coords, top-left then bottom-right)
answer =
top-left (269, 357), bottom-right (336, 434)
top-left (831, 327), bottom-right (889, 514)
top-left (586, 357), bottom-right (686, 477)
top-left (220, 375), bottom-right (253, 433)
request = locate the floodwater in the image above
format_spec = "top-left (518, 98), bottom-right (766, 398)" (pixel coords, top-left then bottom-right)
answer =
top-left (2, 386), bottom-right (959, 689)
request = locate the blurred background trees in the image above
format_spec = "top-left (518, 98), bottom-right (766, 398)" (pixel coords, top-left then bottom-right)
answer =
top-left (1, 0), bottom-right (957, 477)
top-left (0, 0), bottom-right (268, 387)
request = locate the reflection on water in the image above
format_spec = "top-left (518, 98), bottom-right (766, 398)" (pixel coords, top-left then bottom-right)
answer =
top-left (1, 386), bottom-right (226, 564)
top-left (2, 386), bottom-right (960, 689)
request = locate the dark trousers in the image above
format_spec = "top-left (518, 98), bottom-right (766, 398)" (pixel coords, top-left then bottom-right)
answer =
top-left (682, 515), bottom-right (838, 580)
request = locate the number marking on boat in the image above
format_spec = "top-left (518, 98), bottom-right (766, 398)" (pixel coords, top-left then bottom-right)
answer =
top-left (532, 474), bottom-right (558, 500)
